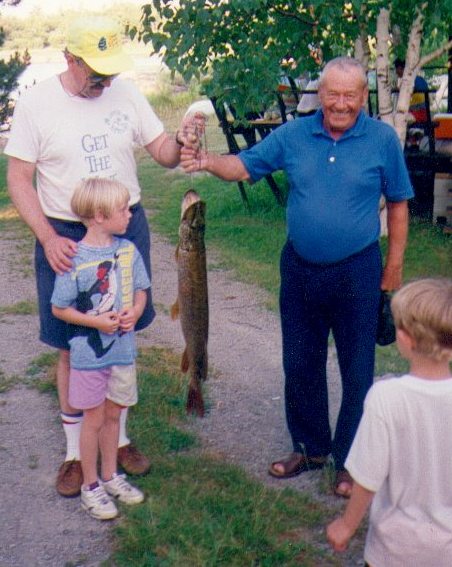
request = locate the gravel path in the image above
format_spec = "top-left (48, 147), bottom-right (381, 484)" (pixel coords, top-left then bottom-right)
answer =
top-left (0, 222), bottom-right (366, 566)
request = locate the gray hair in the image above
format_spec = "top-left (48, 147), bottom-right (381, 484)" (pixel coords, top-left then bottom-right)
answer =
top-left (318, 57), bottom-right (368, 89)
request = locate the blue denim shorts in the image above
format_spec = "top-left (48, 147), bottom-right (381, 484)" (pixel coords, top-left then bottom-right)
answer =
top-left (36, 203), bottom-right (155, 350)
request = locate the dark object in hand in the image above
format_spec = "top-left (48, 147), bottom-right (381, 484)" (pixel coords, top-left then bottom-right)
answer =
top-left (376, 291), bottom-right (396, 346)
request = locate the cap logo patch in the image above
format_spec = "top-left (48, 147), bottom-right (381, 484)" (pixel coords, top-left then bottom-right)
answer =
top-left (98, 36), bottom-right (107, 51)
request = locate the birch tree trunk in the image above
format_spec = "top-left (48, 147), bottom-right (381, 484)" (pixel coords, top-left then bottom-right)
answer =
top-left (393, 4), bottom-right (427, 146)
top-left (375, 8), bottom-right (393, 127)
top-left (375, 8), bottom-right (392, 236)
top-left (375, 4), bottom-right (427, 235)
top-left (354, 3), bottom-right (370, 70)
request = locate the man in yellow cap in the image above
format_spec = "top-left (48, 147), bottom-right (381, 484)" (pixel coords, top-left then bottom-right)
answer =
top-left (5, 15), bottom-right (198, 497)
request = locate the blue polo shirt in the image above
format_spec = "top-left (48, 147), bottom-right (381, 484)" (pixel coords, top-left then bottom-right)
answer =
top-left (239, 110), bottom-right (413, 263)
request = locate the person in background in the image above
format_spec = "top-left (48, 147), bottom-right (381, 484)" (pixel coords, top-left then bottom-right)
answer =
top-left (5, 15), bottom-right (200, 497)
top-left (52, 178), bottom-right (149, 520)
top-left (327, 277), bottom-right (452, 566)
top-left (394, 57), bottom-right (429, 123)
top-left (180, 56), bottom-right (413, 497)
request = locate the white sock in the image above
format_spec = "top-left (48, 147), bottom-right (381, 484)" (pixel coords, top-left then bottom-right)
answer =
top-left (118, 407), bottom-right (131, 448)
top-left (61, 411), bottom-right (83, 461)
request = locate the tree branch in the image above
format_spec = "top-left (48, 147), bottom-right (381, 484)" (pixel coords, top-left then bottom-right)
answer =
top-left (419, 39), bottom-right (452, 68)
top-left (272, 7), bottom-right (318, 27)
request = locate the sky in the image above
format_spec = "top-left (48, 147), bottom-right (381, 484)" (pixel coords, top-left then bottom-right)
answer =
top-left (1, 0), bottom-right (146, 17)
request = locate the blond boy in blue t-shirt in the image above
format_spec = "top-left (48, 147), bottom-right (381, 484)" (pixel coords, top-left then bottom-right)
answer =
top-left (51, 178), bottom-right (150, 520)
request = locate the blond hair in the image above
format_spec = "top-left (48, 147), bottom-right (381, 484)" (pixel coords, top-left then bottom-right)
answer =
top-left (71, 178), bottom-right (130, 221)
top-left (391, 278), bottom-right (452, 362)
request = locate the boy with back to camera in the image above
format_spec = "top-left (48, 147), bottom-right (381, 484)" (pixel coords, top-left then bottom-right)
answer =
top-left (327, 277), bottom-right (452, 566)
top-left (51, 178), bottom-right (150, 520)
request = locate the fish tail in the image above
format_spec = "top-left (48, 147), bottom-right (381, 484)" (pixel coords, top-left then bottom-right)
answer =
top-left (186, 383), bottom-right (205, 417)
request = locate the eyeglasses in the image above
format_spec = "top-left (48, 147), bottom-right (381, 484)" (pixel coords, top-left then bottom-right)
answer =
top-left (88, 72), bottom-right (119, 85)
top-left (74, 56), bottom-right (118, 84)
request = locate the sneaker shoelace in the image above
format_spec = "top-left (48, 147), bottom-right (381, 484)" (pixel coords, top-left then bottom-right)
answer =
top-left (90, 485), bottom-right (111, 504)
top-left (110, 473), bottom-right (133, 492)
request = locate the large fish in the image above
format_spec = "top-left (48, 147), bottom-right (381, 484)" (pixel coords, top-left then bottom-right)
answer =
top-left (171, 190), bottom-right (209, 417)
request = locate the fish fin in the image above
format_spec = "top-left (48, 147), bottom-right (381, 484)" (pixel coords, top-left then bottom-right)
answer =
top-left (170, 300), bottom-right (180, 320)
top-left (181, 348), bottom-right (189, 373)
top-left (186, 384), bottom-right (205, 418)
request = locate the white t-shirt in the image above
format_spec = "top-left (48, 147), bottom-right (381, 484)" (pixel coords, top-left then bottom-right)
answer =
top-left (4, 76), bottom-right (164, 221)
top-left (345, 374), bottom-right (452, 567)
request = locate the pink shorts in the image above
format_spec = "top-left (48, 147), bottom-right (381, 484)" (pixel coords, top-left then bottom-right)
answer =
top-left (69, 364), bottom-right (137, 410)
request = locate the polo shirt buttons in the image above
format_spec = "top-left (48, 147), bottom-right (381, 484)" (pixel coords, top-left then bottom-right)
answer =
top-left (329, 156), bottom-right (336, 162)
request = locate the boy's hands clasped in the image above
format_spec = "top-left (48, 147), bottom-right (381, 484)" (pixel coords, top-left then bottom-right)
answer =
top-left (95, 311), bottom-right (120, 335)
top-left (118, 306), bottom-right (141, 333)
top-left (95, 307), bottom-right (140, 335)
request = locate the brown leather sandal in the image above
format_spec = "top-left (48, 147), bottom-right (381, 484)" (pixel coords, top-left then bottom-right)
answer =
top-left (268, 452), bottom-right (327, 479)
top-left (334, 470), bottom-right (353, 498)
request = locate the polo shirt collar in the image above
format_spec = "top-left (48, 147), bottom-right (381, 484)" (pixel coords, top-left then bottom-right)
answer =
top-left (312, 109), bottom-right (368, 139)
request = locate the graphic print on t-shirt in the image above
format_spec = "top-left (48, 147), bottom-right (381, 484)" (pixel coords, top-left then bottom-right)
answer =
top-left (71, 254), bottom-right (120, 358)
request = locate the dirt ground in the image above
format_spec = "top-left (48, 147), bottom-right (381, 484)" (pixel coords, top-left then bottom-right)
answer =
top-left (0, 218), bottom-right (368, 566)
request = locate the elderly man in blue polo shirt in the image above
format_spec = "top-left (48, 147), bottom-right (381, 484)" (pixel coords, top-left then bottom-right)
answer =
top-left (180, 56), bottom-right (413, 498)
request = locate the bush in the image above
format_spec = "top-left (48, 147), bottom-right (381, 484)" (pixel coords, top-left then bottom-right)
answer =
top-left (0, 24), bottom-right (30, 127)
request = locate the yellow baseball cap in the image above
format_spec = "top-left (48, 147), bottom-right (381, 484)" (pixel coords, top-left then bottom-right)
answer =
top-left (67, 15), bottom-right (133, 75)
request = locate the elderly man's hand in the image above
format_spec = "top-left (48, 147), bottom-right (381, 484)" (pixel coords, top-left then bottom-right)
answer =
top-left (176, 111), bottom-right (206, 150)
top-left (381, 264), bottom-right (403, 291)
top-left (43, 233), bottom-right (78, 275)
top-left (180, 145), bottom-right (209, 174)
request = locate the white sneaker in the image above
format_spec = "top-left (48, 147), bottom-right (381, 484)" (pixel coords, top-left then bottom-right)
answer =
top-left (103, 473), bottom-right (145, 505)
top-left (81, 483), bottom-right (118, 520)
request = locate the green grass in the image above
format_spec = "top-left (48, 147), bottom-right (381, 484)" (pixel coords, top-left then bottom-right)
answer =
top-left (109, 347), bottom-right (338, 566)
top-left (378, 219), bottom-right (452, 374)
top-left (0, 157), bottom-right (10, 209)
top-left (25, 347), bottom-right (339, 566)
top-left (20, 352), bottom-right (59, 395)
top-left (0, 370), bottom-right (19, 393)
top-left (0, 299), bottom-right (38, 316)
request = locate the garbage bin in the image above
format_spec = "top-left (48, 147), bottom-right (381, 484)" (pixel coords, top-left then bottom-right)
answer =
top-left (433, 173), bottom-right (452, 226)
top-left (408, 166), bottom-right (435, 221)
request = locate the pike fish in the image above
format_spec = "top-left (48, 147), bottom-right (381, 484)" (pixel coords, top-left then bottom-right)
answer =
top-left (171, 190), bottom-right (209, 417)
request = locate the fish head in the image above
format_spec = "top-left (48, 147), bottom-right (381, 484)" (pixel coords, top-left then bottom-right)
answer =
top-left (179, 191), bottom-right (206, 249)
top-left (181, 190), bottom-right (201, 217)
